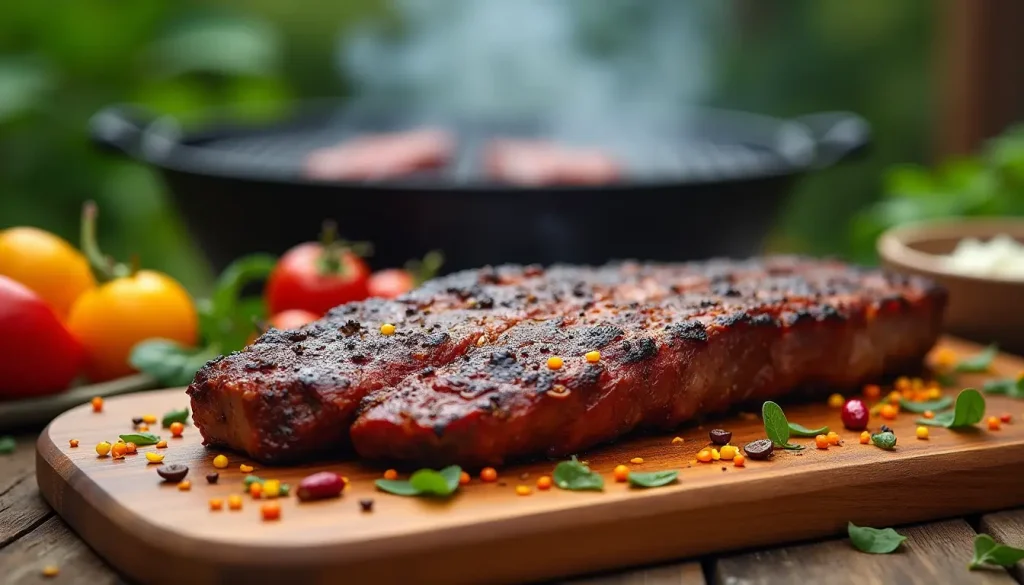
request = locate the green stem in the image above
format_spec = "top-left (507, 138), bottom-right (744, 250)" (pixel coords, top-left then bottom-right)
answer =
top-left (316, 220), bottom-right (344, 276)
top-left (80, 202), bottom-right (130, 281)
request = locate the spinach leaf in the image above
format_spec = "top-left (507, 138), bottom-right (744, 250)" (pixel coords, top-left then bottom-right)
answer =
top-left (762, 401), bottom-right (803, 449)
top-left (118, 432), bottom-right (160, 446)
top-left (162, 407), bottom-right (189, 428)
top-left (954, 344), bottom-right (998, 373)
top-left (916, 389), bottom-right (986, 428)
top-left (375, 466), bottom-right (462, 497)
top-left (983, 377), bottom-right (1024, 399)
top-left (899, 396), bottom-right (954, 414)
top-left (788, 422), bottom-right (830, 437)
top-left (848, 522), bottom-right (907, 554)
top-left (970, 534), bottom-right (1024, 569)
top-left (871, 431), bottom-right (897, 450)
top-left (553, 456), bottom-right (604, 491)
top-left (130, 340), bottom-right (219, 387)
top-left (627, 470), bottom-right (678, 488)
top-left (0, 436), bottom-right (15, 455)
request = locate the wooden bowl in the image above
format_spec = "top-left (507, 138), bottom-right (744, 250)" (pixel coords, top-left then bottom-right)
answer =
top-left (878, 218), bottom-right (1024, 355)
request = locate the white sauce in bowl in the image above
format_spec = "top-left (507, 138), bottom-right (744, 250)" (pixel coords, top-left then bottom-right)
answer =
top-left (945, 234), bottom-right (1024, 279)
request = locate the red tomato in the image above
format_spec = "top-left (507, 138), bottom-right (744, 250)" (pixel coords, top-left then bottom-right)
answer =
top-left (266, 242), bottom-right (370, 316)
top-left (268, 309), bottom-right (319, 331)
top-left (367, 269), bottom-right (416, 299)
top-left (0, 275), bottom-right (83, 398)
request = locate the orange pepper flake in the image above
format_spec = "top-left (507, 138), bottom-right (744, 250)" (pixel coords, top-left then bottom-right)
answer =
top-left (459, 471), bottom-right (471, 485)
top-left (90, 396), bottom-right (103, 412)
top-left (887, 391), bottom-right (903, 405)
top-left (227, 495), bottom-right (243, 511)
top-left (156, 440), bottom-right (168, 449)
top-left (923, 410), bottom-right (935, 419)
top-left (68, 439), bottom-right (79, 448)
top-left (1000, 413), bottom-right (1012, 424)
top-left (987, 416), bottom-right (1002, 431)
top-left (859, 431), bottom-right (871, 444)
top-left (177, 480), bottom-right (191, 491)
top-left (585, 350), bottom-right (601, 363)
top-left (733, 454), bottom-right (745, 467)
top-left (671, 436), bottom-right (684, 445)
top-left (629, 457), bottom-right (644, 465)
top-left (110, 442), bottom-right (127, 459)
top-left (880, 404), bottom-right (898, 420)
top-left (261, 501), bottom-right (281, 521)
top-left (697, 449), bottom-right (713, 463)
top-left (249, 482), bottom-right (263, 499)
top-left (536, 476), bottom-right (552, 490)
top-left (862, 384), bottom-right (881, 400)
top-left (515, 485), bottom-right (532, 496)
top-left (613, 465), bottom-right (629, 482)
top-left (383, 469), bottom-right (398, 481)
top-left (42, 565), bottom-right (59, 578)
top-left (169, 421), bottom-right (184, 438)
top-left (137, 423), bottom-right (150, 432)
top-left (895, 376), bottom-right (911, 391)
top-left (239, 464), bottom-right (254, 473)
top-left (124, 442), bottom-right (137, 454)
top-left (826, 431), bottom-right (841, 446)
top-left (815, 435), bottom-right (829, 450)
top-left (480, 467), bottom-right (498, 482)
top-left (209, 498), bottom-right (224, 511)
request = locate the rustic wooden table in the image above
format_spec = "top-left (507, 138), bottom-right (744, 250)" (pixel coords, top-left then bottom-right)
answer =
top-left (2, 432), bottom-right (1023, 584)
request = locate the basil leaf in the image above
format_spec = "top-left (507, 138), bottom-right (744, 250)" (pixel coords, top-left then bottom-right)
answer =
top-left (198, 254), bottom-right (275, 351)
top-left (118, 432), bottom-right (160, 446)
top-left (871, 431), bottom-right (897, 450)
top-left (762, 401), bottom-right (802, 449)
top-left (0, 435), bottom-right (15, 455)
top-left (553, 456), bottom-right (604, 491)
top-left (627, 470), bottom-right (678, 488)
top-left (954, 344), bottom-right (998, 373)
top-left (983, 378), bottom-right (1024, 399)
top-left (970, 534), bottom-right (1024, 569)
top-left (409, 465), bottom-right (462, 496)
top-left (899, 396), bottom-right (954, 414)
top-left (788, 423), bottom-right (829, 437)
top-left (129, 339), bottom-right (219, 387)
top-left (848, 522), bottom-right (907, 554)
top-left (374, 479), bottom-right (422, 496)
top-left (916, 389), bottom-right (986, 428)
top-left (162, 408), bottom-right (189, 428)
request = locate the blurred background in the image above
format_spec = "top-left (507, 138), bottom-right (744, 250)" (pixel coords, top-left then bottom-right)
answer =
top-left (3, 0), bottom-right (1024, 295)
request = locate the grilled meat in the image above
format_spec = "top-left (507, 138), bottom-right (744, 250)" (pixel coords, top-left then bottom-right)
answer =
top-left (484, 139), bottom-right (622, 185)
top-left (303, 128), bottom-right (454, 181)
top-left (188, 258), bottom-right (946, 465)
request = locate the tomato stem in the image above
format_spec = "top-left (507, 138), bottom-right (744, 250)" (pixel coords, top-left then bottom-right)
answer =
top-left (406, 250), bottom-right (445, 285)
top-left (315, 220), bottom-right (373, 277)
top-left (80, 201), bottom-right (130, 282)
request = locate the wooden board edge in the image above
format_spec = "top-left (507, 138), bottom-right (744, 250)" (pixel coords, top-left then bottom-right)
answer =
top-left (36, 414), bottom-right (1024, 585)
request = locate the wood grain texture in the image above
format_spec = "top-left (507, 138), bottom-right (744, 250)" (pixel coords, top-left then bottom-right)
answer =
top-left (1, 440), bottom-right (52, 549)
top-left (0, 516), bottom-right (125, 585)
top-left (714, 519), bottom-right (1015, 585)
top-left (564, 562), bottom-right (706, 585)
top-left (33, 338), bottom-right (1024, 585)
top-left (980, 509), bottom-right (1024, 582)
top-left (0, 374), bottom-right (156, 433)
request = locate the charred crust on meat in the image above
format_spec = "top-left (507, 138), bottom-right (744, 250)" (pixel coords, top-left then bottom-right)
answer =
top-left (667, 321), bottom-right (708, 342)
top-left (621, 337), bottom-right (658, 363)
top-left (339, 320), bottom-right (362, 336)
top-left (421, 332), bottom-right (450, 347)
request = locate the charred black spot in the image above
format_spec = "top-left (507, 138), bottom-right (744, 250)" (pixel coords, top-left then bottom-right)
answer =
top-left (667, 321), bottom-right (708, 342)
top-left (405, 307), bottom-right (417, 317)
top-left (476, 296), bottom-right (495, 309)
top-left (576, 325), bottom-right (625, 350)
top-left (420, 367), bottom-right (436, 377)
top-left (433, 423), bottom-right (447, 437)
top-left (421, 332), bottom-right (450, 347)
top-left (621, 337), bottom-right (658, 363)
top-left (577, 364), bottom-right (603, 386)
top-left (750, 314), bottom-right (775, 327)
top-left (339, 320), bottom-right (361, 336)
top-left (535, 373), bottom-right (555, 393)
top-left (351, 354), bottom-right (368, 364)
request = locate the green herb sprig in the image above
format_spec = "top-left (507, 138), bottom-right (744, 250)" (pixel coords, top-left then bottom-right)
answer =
top-left (788, 423), bottom-right (830, 437)
top-left (983, 377), bottom-right (1024, 399)
top-left (916, 389), bottom-right (986, 428)
top-left (118, 432), bottom-right (160, 446)
top-left (375, 466), bottom-right (462, 497)
top-left (762, 401), bottom-right (804, 450)
top-left (553, 456), bottom-right (604, 491)
top-left (0, 436), bottom-right (15, 455)
top-left (848, 522), bottom-right (907, 554)
top-left (162, 407), bottom-right (189, 429)
top-left (627, 470), bottom-right (678, 488)
top-left (969, 534), bottom-right (1024, 569)
top-left (954, 344), bottom-right (998, 373)
top-left (899, 396), bottom-right (954, 414)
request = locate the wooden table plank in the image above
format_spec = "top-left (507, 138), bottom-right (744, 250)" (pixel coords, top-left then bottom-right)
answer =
top-left (564, 561), bottom-right (706, 584)
top-left (714, 519), bottom-right (1015, 585)
top-left (0, 440), bottom-right (52, 549)
top-left (0, 516), bottom-right (124, 585)
top-left (980, 509), bottom-right (1024, 582)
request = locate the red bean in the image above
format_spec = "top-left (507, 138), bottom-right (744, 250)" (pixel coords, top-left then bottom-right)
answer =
top-left (841, 398), bottom-right (869, 431)
top-left (297, 471), bottom-right (347, 502)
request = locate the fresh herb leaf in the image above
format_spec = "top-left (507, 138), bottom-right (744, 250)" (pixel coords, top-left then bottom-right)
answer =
top-left (871, 431), bottom-right (897, 450)
top-left (0, 435), bottom-right (15, 455)
top-left (242, 475), bottom-right (264, 489)
top-left (788, 422), bottom-right (830, 437)
top-left (762, 401), bottom-right (803, 449)
top-left (375, 466), bottom-right (463, 497)
top-left (848, 522), bottom-right (907, 554)
top-left (899, 396), bottom-right (954, 414)
top-left (161, 407), bottom-right (189, 428)
top-left (983, 377), bottom-right (1024, 399)
top-left (969, 534), bottom-right (1024, 569)
top-left (409, 465), bottom-right (462, 496)
top-left (201, 254), bottom-right (276, 351)
top-left (916, 389), bottom-right (986, 428)
top-left (553, 456), bottom-right (604, 491)
top-left (119, 432), bottom-right (160, 446)
top-left (954, 344), bottom-right (998, 373)
top-left (935, 372), bottom-right (959, 388)
top-left (130, 340), bottom-right (219, 387)
top-left (627, 470), bottom-right (679, 488)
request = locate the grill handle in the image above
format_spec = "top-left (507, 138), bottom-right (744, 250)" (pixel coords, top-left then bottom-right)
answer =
top-left (88, 105), bottom-right (155, 156)
top-left (793, 111), bottom-right (871, 169)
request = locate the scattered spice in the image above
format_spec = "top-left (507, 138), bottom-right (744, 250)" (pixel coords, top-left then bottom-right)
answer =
top-left (671, 436), bottom-right (684, 445)
top-left (137, 424), bottom-right (149, 432)
top-left (863, 384), bottom-right (881, 400)
top-left (156, 440), bottom-right (167, 449)
top-left (177, 480), bottom-right (191, 491)
top-left (95, 441), bottom-right (111, 457)
top-left (209, 498), bottom-right (223, 511)
top-left (515, 485), bottom-right (532, 496)
top-left (145, 452), bottom-right (164, 464)
top-left (261, 501), bottom-right (281, 521)
top-left (733, 455), bottom-right (745, 467)
top-left (262, 479), bottom-right (282, 498)
top-left (91, 396), bottom-right (103, 412)
top-left (916, 426), bottom-right (929, 440)
top-left (213, 454), bottom-right (229, 469)
top-left (459, 471), bottom-right (471, 485)
top-left (228, 495), bottom-right (243, 511)
top-left (383, 469), bottom-right (398, 481)
top-left (719, 445), bottom-right (738, 460)
top-left (124, 442), bottom-right (137, 454)
top-left (630, 457), bottom-right (644, 464)
top-left (743, 439), bottom-right (774, 460)
top-left (240, 464), bottom-right (254, 473)
top-left (585, 350), bottom-right (601, 363)
top-left (42, 565), bottom-right (59, 578)
top-left (380, 323), bottom-right (396, 336)
top-left (68, 439), bottom-right (79, 448)
top-left (132, 417), bottom-right (144, 426)
top-left (142, 414), bottom-right (157, 425)
top-left (826, 431), bottom-right (841, 446)
top-left (519, 472), bottom-right (529, 480)
top-left (546, 356), bottom-right (563, 370)
top-left (987, 416), bottom-right (1002, 431)
top-left (249, 482), bottom-right (263, 499)
top-left (613, 465), bottom-right (629, 482)
top-left (536, 476), bottom-right (553, 490)
top-left (709, 429), bottom-right (732, 445)
top-left (297, 472), bottom-right (346, 501)
top-left (360, 498), bottom-right (374, 512)
top-left (859, 431), bottom-right (871, 444)
top-left (169, 422), bottom-right (185, 438)
top-left (827, 393), bottom-right (844, 408)
top-left (880, 404), bottom-right (898, 420)
top-left (480, 467), bottom-right (498, 482)
top-left (697, 449), bottom-right (713, 463)
top-left (206, 472), bottom-right (219, 484)
top-left (815, 435), bottom-right (829, 450)
top-left (923, 410), bottom-right (935, 419)
top-left (1001, 413), bottom-right (1012, 423)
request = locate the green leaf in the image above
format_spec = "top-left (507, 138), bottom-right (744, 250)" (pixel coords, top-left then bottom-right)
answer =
top-left (0, 436), bottom-right (15, 455)
top-left (848, 522), bottom-right (907, 554)
top-left (118, 432), bottom-right (160, 446)
top-left (627, 470), bottom-right (678, 488)
top-left (916, 389), bottom-right (986, 428)
top-left (200, 254), bottom-right (276, 351)
top-left (788, 422), bottom-right (830, 437)
top-left (375, 466), bottom-right (462, 498)
top-left (129, 339), bottom-right (219, 387)
top-left (970, 534), bottom-right (1024, 569)
top-left (762, 401), bottom-right (802, 449)
top-left (553, 456), bottom-right (604, 491)
top-left (871, 431), bottom-right (897, 450)
top-left (161, 408), bottom-right (189, 428)
top-left (954, 344), bottom-right (998, 373)
top-left (935, 372), bottom-right (959, 388)
top-left (899, 396), bottom-right (954, 414)
top-left (983, 378), bottom-right (1024, 399)
top-left (147, 16), bottom-right (282, 79)
top-left (242, 475), bottom-right (264, 489)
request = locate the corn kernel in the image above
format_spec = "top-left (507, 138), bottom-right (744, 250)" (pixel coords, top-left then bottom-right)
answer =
top-left (546, 356), bottom-right (563, 370)
top-left (630, 457), bottom-right (644, 464)
top-left (733, 455), bottom-right (746, 467)
top-left (209, 498), bottom-right (224, 511)
top-left (916, 426), bottom-right (929, 440)
top-left (826, 431), bottom-right (841, 446)
top-left (827, 393), bottom-right (844, 408)
top-left (177, 480), bottom-right (191, 491)
top-left (515, 485), bottom-right (532, 496)
top-left (228, 495), bottom-right (243, 511)
top-left (815, 434), bottom-right (829, 449)
top-left (613, 465), bottom-right (629, 482)
top-left (585, 350), bottom-right (601, 363)
top-left (380, 323), bottom-right (396, 336)
top-left (239, 464), bottom-right (254, 473)
top-left (859, 431), bottom-right (871, 444)
top-left (711, 449), bottom-right (721, 461)
top-left (142, 414), bottom-right (157, 424)
top-left (145, 452), bottom-right (164, 463)
top-left (262, 479), bottom-right (281, 498)
top-left (671, 436), bottom-right (684, 445)
top-left (213, 454), bottom-right (229, 469)
top-left (42, 565), bottom-right (59, 578)
top-left (95, 441), bottom-right (111, 457)
top-left (926, 387), bottom-right (942, 400)
top-left (719, 445), bottom-right (738, 460)
top-left (987, 416), bottom-right (1002, 431)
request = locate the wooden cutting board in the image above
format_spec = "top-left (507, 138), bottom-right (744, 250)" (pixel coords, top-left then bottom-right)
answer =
top-left (35, 337), bottom-right (1024, 585)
